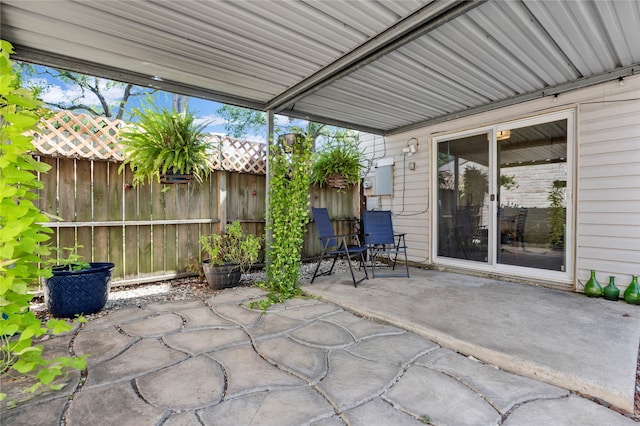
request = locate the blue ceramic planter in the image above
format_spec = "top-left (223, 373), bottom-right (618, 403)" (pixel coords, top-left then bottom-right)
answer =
top-left (45, 262), bottom-right (114, 318)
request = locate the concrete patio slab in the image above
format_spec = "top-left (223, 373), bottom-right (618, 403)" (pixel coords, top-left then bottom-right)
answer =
top-left (302, 267), bottom-right (640, 413)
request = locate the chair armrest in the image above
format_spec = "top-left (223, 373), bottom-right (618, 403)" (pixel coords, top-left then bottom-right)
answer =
top-left (335, 233), bottom-right (363, 247)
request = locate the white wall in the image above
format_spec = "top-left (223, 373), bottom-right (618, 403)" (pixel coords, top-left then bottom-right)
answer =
top-left (360, 74), bottom-right (640, 292)
top-left (577, 77), bottom-right (640, 292)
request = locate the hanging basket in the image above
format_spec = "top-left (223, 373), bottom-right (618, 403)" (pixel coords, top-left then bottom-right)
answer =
top-left (327, 174), bottom-right (348, 190)
top-left (160, 173), bottom-right (193, 184)
top-left (44, 262), bottom-right (114, 318)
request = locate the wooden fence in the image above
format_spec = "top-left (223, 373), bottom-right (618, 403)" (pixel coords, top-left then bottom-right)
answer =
top-left (32, 111), bottom-right (358, 285)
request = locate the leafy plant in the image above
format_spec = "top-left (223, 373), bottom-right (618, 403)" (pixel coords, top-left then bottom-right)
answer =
top-left (310, 132), bottom-right (363, 189)
top-left (52, 246), bottom-right (91, 271)
top-left (461, 165), bottom-right (488, 208)
top-left (547, 180), bottom-right (566, 249)
top-left (253, 131), bottom-right (313, 310)
top-left (118, 101), bottom-right (214, 186)
top-left (500, 174), bottom-right (518, 190)
top-left (199, 221), bottom-right (262, 274)
top-left (0, 40), bottom-right (87, 403)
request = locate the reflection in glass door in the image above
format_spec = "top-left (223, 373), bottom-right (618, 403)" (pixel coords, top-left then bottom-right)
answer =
top-left (437, 134), bottom-right (489, 263)
top-left (434, 113), bottom-right (572, 277)
top-left (497, 120), bottom-right (568, 271)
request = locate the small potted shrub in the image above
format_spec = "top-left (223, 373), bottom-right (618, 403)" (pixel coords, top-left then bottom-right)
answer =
top-left (44, 248), bottom-right (115, 318)
top-left (311, 134), bottom-right (364, 190)
top-left (118, 101), bottom-right (214, 185)
top-left (199, 221), bottom-right (262, 289)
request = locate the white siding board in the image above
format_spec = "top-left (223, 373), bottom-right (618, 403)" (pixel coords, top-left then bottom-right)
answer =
top-left (578, 246), bottom-right (640, 266)
top-left (579, 236), bottom-right (640, 252)
top-left (579, 200), bottom-right (640, 212)
top-left (580, 138), bottom-right (640, 156)
top-left (579, 189), bottom-right (640, 202)
top-left (580, 176), bottom-right (639, 190)
top-left (579, 212), bottom-right (639, 227)
top-left (581, 224), bottom-right (640, 239)
top-left (579, 163), bottom-right (640, 178)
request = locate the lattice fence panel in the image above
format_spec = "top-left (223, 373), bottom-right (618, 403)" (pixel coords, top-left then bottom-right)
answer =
top-left (30, 111), bottom-right (267, 174)
top-left (215, 138), bottom-right (267, 174)
top-left (30, 111), bottom-right (126, 161)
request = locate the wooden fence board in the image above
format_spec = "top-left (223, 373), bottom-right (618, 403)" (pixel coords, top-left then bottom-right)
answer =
top-left (108, 163), bottom-right (124, 277)
top-left (151, 179), bottom-right (166, 273)
top-left (163, 185), bottom-right (178, 275)
top-left (138, 172), bottom-right (153, 276)
top-left (176, 183), bottom-right (192, 272)
top-left (93, 162), bottom-right (110, 264)
top-left (123, 167), bottom-right (138, 279)
top-left (57, 159), bottom-right (76, 256)
top-left (76, 159), bottom-right (93, 260)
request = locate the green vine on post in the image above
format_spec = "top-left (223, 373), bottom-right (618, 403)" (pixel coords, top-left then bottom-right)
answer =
top-left (0, 40), bottom-right (87, 404)
top-left (254, 131), bottom-right (313, 309)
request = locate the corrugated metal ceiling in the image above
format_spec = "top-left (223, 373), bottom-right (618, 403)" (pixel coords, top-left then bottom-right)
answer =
top-left (1, 0), bottom-right (638, 135)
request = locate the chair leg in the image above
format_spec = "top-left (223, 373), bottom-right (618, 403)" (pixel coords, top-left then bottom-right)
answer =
top-left (310, 252), bottom-right (324, 284)
top-left (328, 255), bottom-right (339, 275)
top-left (402, 250), bottom-right (410, 278)
top-left (346, 252), bottom-right (368, 287)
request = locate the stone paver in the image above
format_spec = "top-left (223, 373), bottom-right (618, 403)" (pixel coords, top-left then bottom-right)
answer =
top-left (2, 284), bottom-right (636, 425)
top-left (503, 395), bottom-right (638, 426)
top-left (388, 365), bottom-right (503, 426)
top-left (66, 381), bottom-right (166, 425)
top-left (136, 355), bottom-right (225, 409)
top-left (417, 348), bottom-right (569, 414)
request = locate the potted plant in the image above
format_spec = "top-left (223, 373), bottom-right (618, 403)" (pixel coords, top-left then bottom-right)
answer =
top-left (198, 221), bottom-right (262, 290)
top-left (44, 248), bottom-right (115, 318)
top-left (310, 133), bottom-right (364, 190)
top-left (118, 101), bottom-right (214, 185)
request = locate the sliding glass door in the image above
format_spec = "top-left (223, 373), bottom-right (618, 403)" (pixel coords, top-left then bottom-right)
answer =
top-left (436, 133), bottom-right (490, 263)
top-left (497, 120), bottom-right (568, 272)
top-left (434, 111), bottom-right (573, 279)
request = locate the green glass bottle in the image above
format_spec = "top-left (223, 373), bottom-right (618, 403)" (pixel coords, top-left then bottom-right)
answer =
top-left (603, 276), bottom-right (619, 301)
top-left (583, 270), bottom-right (603, 298)
top-left (623, 275), bottom-right (640, 305)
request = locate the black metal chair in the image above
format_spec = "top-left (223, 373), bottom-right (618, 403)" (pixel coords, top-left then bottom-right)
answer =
top-left (514, 207), bottom-right (528, 250)
top-left (362, 210), bottom-right (409, 278)
top-left (310, 207), bottom-right (368, 287)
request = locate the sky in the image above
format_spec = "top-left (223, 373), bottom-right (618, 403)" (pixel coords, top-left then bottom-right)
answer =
top-left (23, 64), bottom-right (307, 143)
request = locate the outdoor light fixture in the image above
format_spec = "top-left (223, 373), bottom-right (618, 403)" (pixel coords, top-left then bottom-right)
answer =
top-left (619, 77), bottom-right (624, 86)
top-left (496, 130), bottom-right (511, 141)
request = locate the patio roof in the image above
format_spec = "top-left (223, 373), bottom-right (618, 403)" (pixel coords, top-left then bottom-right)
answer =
top-left (1, 0), bottom-right (639, 136)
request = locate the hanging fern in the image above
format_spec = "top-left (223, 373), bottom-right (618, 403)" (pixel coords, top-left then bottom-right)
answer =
top-left (118, 101), bottom-right (214, 186)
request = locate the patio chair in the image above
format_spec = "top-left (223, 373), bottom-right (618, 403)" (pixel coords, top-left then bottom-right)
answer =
top-left (362, 210), bottom-right (409, 278)
top-left (310, 207), bottom-right (368, 287)
top-left (514, 207), bottom-right (528, 251)
top-left (452, 207), bottom-right (487, 260)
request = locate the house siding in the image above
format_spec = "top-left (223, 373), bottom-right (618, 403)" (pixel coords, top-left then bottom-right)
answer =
top-left (577, 78), bottom-right (640, 293)
top-left (360, 74), bottom-right (640, 292)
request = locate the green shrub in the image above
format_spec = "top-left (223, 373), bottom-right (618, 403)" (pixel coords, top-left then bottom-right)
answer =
top-left (199, 221), bottom-right (262, 273)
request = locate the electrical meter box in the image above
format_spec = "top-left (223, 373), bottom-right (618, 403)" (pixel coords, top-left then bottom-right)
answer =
top-left (374, 158), bottom-right (393, 196)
